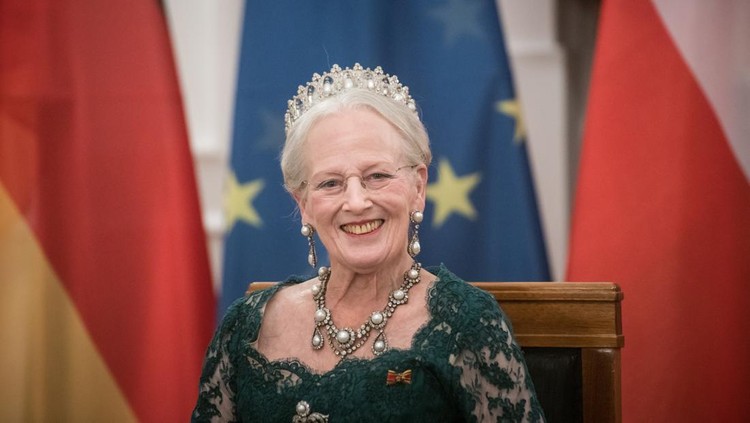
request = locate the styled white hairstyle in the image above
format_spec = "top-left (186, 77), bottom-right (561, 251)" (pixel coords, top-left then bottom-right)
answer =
top-left (280, 87), bottom-right (432, 195)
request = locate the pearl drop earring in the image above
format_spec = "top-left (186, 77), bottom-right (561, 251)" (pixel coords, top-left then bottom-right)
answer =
top-left (301, 223), bottom-right (317, 268)
top-left (408, 210), bottom-right (423, 257)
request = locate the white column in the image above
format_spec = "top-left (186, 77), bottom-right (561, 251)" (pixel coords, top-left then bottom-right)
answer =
top-left (499, 0), bottom-right (569, 280)
top-left (164, 0), bottom-right (244, 290)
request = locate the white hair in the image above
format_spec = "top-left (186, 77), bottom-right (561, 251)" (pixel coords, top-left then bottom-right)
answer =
top-left (280, 88), bottom-right (432, 195)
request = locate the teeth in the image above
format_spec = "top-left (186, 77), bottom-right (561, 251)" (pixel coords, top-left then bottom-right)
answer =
top-left (343, 220), bottom-right (382, 234)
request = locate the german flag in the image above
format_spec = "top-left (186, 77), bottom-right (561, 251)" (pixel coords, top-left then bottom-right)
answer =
top-left (0, 1), bottom-right (216, 421)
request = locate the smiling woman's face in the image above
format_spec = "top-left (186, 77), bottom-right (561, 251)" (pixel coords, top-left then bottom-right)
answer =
top-left (296, 108), bottom-right (427, 274)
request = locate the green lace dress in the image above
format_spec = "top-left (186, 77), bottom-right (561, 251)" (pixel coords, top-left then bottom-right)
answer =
top-left (192, 265), bottom-right (545, 422)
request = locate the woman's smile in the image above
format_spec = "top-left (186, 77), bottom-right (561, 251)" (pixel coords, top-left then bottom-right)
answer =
top-left (341, 219), bottom-right (384, 235)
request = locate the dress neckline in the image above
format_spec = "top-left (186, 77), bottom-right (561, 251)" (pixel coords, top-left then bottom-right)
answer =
top-left (245, 271), bottom-right (445, 378)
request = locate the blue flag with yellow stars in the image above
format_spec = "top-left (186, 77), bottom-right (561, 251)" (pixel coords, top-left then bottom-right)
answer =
top-left (221, 0), bottom-right (550, 315)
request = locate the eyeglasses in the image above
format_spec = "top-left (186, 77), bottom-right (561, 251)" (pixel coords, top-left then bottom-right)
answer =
top-left (302, 164), bottom-right (417, 198)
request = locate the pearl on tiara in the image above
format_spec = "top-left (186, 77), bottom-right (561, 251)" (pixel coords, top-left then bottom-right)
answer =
top-left (284, 63), bottom-right (418, 134)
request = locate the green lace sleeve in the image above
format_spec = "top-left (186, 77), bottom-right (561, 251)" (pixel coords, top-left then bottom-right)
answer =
top-left (437, 274), bottom-right (545, 422)
top-left (191, 291), bottom-right (272, 423)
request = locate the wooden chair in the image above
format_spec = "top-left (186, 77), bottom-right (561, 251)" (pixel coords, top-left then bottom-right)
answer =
top-left (248, 281), bottom-right (624, 423)
top-left (473, 282), bottom-right (623, 423)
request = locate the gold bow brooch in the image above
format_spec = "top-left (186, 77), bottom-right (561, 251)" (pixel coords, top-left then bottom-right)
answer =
top-left (386, 369), bottom-right (412, 385)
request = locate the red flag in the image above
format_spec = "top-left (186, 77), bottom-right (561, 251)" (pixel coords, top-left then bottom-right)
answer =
top-left (0, 1), bottom-right (215, 421)
top-left (567, 0), bottom-right (750, 421)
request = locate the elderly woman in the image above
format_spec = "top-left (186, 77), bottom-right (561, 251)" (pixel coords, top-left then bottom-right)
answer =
top-left (193, 64), bottom-right (544, 422)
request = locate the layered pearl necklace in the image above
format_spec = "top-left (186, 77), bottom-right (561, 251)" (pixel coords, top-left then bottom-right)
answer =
top-left (311, 262), bottom-right (422, 358)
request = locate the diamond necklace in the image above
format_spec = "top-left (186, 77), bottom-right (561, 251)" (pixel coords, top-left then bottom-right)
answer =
top-left (311, 262), bottom-right (422, 358)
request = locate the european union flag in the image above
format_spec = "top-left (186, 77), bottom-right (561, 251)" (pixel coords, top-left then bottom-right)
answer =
top-left (221, 0), bottom-right (550, 315)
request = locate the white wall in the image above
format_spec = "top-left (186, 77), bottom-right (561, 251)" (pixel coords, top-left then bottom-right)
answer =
top-left (499, 0), bottom-right (569, 279)
top-left (164, 0), bottom-right (244, 288)
top-left (164, 0), bottom-right (570, 285)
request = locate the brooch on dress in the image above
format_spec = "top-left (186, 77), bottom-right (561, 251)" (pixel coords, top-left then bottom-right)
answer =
top-left (386, 369), bottom-right (412, 385)
top-left (293, 401), bottom-right (329, 422)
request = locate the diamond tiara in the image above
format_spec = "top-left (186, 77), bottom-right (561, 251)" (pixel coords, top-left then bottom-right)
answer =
top-left (284, 63), bottom-right (418, 134)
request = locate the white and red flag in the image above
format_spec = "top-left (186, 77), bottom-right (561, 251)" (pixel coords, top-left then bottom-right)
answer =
top-left (568, 0), bottom-right (750, 421)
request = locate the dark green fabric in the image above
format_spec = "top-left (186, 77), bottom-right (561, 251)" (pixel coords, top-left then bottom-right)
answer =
top-left (193, 265), bottom-right (545, 422)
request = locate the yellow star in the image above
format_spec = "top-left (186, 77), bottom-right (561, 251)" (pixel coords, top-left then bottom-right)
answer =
top-left (224, 170), bottom-right (264, 230)
top-left (426, 159), bottom-right (482, 228)
top-left (495, 98), bottom-right (526, 142)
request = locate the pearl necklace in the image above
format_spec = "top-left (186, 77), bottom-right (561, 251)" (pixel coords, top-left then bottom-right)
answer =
top-left (311, 262), bottom-right (421, 358)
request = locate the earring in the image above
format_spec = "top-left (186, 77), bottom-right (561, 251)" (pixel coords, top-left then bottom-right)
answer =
top-left (301, 223), bottom-right (317, 268)
top-left (408, 210), bottom-right (423, 257)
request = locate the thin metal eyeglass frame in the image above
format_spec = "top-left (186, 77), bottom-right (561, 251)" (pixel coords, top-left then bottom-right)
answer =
top-left (300, 164), bottom-right (418, 196)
